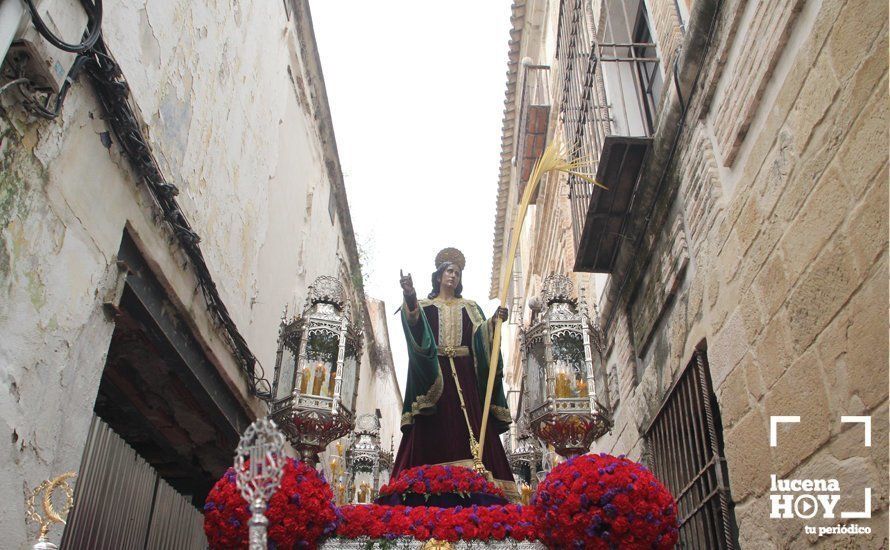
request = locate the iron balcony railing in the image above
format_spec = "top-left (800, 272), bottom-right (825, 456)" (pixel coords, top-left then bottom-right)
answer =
top-left (557, 0), bottom-right (662, 262)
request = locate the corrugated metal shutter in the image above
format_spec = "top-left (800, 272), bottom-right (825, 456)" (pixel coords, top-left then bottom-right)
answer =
top-left (61, 416), bottom-right (208, 549)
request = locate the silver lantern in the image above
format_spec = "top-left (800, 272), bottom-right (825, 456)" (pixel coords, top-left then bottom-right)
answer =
top-left (522, 274), bottom-right (610, 458)
top-left (506, 418), bottom-right (543, 485)
top-left (270, 276), bottom-right (362, 465)
top-left (346, 414), bottom-right (384, 503)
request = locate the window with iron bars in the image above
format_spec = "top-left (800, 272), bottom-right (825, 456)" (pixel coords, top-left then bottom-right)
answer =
top-left (556, 0), bottom-right (663, 251)
top-left (644, 348), bottom-right (739, 549)
top-left (510, 249), bottom-right (524, 325)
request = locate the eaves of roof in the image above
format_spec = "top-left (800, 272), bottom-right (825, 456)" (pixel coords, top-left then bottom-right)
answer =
top-left (489, 1), bottom-right (527, 300)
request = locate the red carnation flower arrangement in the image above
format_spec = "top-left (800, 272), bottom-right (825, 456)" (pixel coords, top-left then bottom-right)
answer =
top-left (378, 464), bottom-right (505, 500)
top-left (335, 503), bottom-right (538, 543)
top-left (203, 458), bottom-right (338, 549)
top-left (533, 453), bottom-right (678, 549)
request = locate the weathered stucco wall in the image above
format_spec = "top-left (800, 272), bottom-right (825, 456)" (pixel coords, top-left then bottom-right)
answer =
top-left (496, 0), bottom-right (888, 547)
top-left (0, 1), bottom-right (393, 547)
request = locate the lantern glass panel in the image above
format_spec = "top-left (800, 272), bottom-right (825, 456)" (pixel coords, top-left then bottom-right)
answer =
top-left (276, 346), bottom-right (298, 400)
top-left (302, 329), bottom-right (339, 397)
top-left (525, 338), bottom-right (547, 409)
top-left (551, 331), bottom-right (588, 398)
top-left (340, 340), bottom-right (358, 411)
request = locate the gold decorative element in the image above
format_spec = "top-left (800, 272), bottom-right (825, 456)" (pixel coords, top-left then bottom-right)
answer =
top-left (401, 366), bottom-right (445, 428)
top-left (446, 356), bottom-right (487, 476)
top-left (26, 472), bottom-right (76, 543)
top-left (465, 301), bottom-right (485, 328)
top-left (519, 482), bottom-right (534, 505)
top-left (433, 298), bottom-right (465, 349)
top-left (423, 539), bottom-right (453, 550)
top-left (434, 247), bottom-right (466, 270)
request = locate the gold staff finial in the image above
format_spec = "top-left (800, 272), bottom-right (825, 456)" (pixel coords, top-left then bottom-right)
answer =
top-left (26, 472), bottom-right (76, 549)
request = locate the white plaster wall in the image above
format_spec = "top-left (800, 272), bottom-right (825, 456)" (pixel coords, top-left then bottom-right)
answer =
top-left (0, 1), bottom-right (379, 547)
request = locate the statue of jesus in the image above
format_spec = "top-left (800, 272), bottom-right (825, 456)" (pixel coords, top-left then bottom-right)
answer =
top-left (390, 247), bottom-right (516, 499)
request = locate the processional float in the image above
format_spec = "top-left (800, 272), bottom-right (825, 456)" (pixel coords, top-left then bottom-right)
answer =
top-left (221, 143), bottom-right (676, 548)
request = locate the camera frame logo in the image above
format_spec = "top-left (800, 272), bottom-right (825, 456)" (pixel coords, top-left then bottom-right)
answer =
top-left (768, 415), bottom-right (873, 538)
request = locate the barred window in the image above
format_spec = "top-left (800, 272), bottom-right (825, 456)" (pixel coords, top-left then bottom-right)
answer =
top-left (645, 349), bottom-right (738, 549)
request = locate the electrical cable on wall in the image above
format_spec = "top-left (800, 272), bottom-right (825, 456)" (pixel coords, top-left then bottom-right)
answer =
top-left (1, 9), bottom-right (274, 402)
top-left (82, 38), bottom-right (273, 401)
top-left (22, 0), bottom-right (103, 53)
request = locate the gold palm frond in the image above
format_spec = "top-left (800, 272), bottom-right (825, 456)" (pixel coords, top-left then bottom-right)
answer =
top-left (479, 138), bottom-right (604, 463)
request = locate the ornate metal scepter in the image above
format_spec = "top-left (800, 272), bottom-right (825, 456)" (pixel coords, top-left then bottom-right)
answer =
top-left (235, 417), bottom-right (286, 550)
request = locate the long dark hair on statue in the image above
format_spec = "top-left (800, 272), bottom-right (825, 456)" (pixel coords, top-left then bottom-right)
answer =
top-left (428, 262), bottom-right (463, 299)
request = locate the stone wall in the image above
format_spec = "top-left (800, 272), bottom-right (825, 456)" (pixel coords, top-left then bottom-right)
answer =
top-left (0, 1), bottom-right (395, 547)
top-left (495, 0), bottom-right (888, 546)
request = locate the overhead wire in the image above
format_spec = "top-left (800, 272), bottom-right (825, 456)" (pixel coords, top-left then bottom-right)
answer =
top-left (81, 38), bottom-right (273, 401)
top-left (22, 0), bottom-right (102, 53)
top-left (4, 5), bottom-right (273, 401)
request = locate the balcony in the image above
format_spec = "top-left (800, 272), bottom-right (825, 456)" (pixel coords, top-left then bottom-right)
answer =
top-left (516, 64), bottom-right (551, 204)
top-left (561, 0), bottom-right (662, 273)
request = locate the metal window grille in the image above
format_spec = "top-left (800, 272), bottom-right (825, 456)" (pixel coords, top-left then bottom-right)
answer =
top-left (645, 350), bottom-right (738, 549)
top-left (510, 247), bottom-right (524, 325)
top-left (556, 0), bottom-right (663, 250)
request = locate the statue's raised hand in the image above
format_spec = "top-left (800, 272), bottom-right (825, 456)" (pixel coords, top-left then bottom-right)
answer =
top-left (399, 270), bottom-right (414, 295)
top-left (400, 270), bottom-right (418, 311)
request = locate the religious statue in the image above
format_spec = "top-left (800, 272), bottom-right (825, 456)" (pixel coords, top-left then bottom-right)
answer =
top-left (391, 247), bottom-right (517, 499)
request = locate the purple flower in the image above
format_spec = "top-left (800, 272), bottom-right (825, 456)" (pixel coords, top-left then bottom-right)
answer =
top-left (604, 503), bottom-right (617, 518)
top-left (289, 494), bottom-right (301, 505)
top-left (590, 514), bottom-right (603, 527)
top-left (204, 502), bottom-right (216, 512)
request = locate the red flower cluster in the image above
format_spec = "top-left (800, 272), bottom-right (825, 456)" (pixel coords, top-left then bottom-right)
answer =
top-left (533, 453), bottom-right (679, 549)
top-left (335, 503), bottom-right (538, 542)
top-left (203, 458), bottom-right (338, 549)
top-left (379, 465), bottom-right (504, 499)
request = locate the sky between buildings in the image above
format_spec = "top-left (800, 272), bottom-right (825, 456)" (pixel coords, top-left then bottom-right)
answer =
top-left (310, 1), bottom-right (513, 392)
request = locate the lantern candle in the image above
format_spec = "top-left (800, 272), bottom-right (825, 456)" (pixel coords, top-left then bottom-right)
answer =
top-left (299, 366), bottom-right (310, 394)
top-left (311, 362), bottom-right (326, 395)
top-left (327, 367), bottom-right (337, 397)
top-left (555, 372), bottom-right (572, 398)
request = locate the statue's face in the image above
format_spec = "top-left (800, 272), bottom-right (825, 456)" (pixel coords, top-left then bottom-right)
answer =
top-left (439, 264), bottom-right (462, 292)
